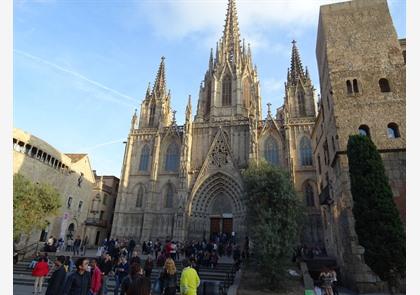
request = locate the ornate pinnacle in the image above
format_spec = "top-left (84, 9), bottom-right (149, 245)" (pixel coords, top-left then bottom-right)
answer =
top-left (172, 110), bottom-right (177, 125)
top-left (289, 40), bottom-right (305, 85)
top-left (152, 56), bottom-right (166, 97)
top-left (267, 102), bottom-right (272, 117)
top-left (222, 0), bottom-right (241, 64)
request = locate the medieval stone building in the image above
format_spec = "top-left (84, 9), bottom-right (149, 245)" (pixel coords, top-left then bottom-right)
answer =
top-left (111, 0), bottom-right (322, 246)
top-left (314, 0), bottom-right (405, 291)
top-left (111, 0), bottom-right (405, 291)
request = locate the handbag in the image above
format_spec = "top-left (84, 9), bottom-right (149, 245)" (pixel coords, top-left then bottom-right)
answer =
top-left (152, 278), bottom-right (162, 294)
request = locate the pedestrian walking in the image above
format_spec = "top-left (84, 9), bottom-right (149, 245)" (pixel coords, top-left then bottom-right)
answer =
top-left (45, 255), bottom-right (67, 295)
top-left (128, 238), bottom-right (136, 260)
top-left (99, 253), bottom-right (113, 295)
top-left (319, 267), bottom-right (334, 295)
top-left (114, 256), bottom-right (129, 295)
top-left (74, 236), bottom-right (82, 256)
top-left (32, 256), bottom-right (49, 294)
top-left (144, 255), bottom-right (154, 278)
top-left (180, 258), bottom-right (200, 295)
top-left (120, 262), bottom-right (143, 295)
top-left (160, 258), bottom-right (177, 295)
top-left (62, 257), bottom-right (91, 295)
top-left (90, 258), bottom-right (102, 295)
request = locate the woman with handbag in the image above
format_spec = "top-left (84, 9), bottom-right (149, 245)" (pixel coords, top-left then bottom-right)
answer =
top-left (160, 258), bottom-right (177, 295)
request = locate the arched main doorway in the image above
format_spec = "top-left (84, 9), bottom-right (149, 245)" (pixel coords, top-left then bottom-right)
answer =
top-left (188, 172), bottom-right (245, 241)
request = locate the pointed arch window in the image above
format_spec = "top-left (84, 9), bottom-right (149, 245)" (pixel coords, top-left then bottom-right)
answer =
top-left (304, 183), bottom-right (315, 207)
top-left (264, 136), bottom-right (279, 165)
top-left (353, 79), bottom-right (359, 93)
top-left (300, 137), bottom-right (313, 166)
top-left (164, 184), bottom-right (174, 208)
top-left (243, 78), bottom-right (251, 108)
top-left (206, 81), bottom-right (212, 114)
top-left (149, 104), bottom-right (156, 126)
top-left (222, 75), bottom-right (232, 106)
top-left (297, 91), bottom-right (306, 116)
top-left (136, 185), bottom-right (144, 208)
top-left (165, 142), bottom-right (180, 172)
top-left (139, 144), bottom-right (150, 171)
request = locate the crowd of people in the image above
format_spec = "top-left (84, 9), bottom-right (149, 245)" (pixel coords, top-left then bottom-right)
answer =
top-left (28, 235), bottom-right (246, 295)
top-left (315, 267), bottom-right (339, 295)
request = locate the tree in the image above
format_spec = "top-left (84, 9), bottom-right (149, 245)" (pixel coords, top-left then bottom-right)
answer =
top-left (13, 174), bottom-right (61, 243)
top-left (243, 161), bottom-right (303, 289)
top-left (347, 135), bottom-right (405, 288)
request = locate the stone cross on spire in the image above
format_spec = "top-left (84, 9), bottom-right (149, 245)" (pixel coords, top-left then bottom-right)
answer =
top-left (152, 56), bottom-right (166, 98)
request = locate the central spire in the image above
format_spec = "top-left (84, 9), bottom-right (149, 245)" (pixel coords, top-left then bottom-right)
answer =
top-left (222, 0), bottom-right (241, 64)
top-left (289, 40), bottom-right (305, 85)
top-left (152, 56), bottom-right (166, 98)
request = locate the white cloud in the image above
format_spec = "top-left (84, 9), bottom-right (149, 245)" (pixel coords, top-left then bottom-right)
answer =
top-left (137, 0), bottom-right (343, 41)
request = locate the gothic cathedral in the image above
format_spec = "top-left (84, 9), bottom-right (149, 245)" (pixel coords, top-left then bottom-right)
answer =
top-left (111, 0), bottom-right (322, 245)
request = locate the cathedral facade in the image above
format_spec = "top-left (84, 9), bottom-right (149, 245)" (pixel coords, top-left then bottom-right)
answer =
top-left (110, 0), bottom-right (323, 246)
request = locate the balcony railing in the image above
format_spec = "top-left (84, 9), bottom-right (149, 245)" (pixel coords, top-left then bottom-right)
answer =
top-left (85, 218), bottom-right (107, 228)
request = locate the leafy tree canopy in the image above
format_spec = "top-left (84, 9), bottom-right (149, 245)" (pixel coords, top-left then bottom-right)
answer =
top-left (243, 161), bottom-right (303, 289)
top-left (13, 174), bottom-right (61, 241)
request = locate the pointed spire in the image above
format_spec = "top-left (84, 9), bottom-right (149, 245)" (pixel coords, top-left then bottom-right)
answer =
top-left (209, 48), bottom-right (214, 70)
top-left (222, 0), bottom-right (241, 64)
top-left (145, 82), bottom-right (151, 98)
top-left (152, 56), bottom-right (166, 97)
top-left (186, 95), bottom-right (192, 120)
top-left (131, 108), bottom-right (138, 130)
top-left (289, 40), bottom-right (305, 85)
top-left (305, 66), bottom-right (311, 81)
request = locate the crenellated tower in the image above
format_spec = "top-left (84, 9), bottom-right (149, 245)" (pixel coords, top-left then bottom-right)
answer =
top-left (195, 0), bottom-right (262, 122)
top-left (139, 57), bottom-right (172, 128)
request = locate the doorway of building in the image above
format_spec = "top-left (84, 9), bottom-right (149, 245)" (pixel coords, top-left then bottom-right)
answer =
top-left (210, 217), bottom-right (233, 240)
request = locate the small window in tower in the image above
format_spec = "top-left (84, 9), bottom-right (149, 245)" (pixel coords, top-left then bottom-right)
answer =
top-left (358, 125), bottom-right (370, 137)
top-left (298, 91), bottom-right (306, 116)
top-left (353, 79), bottom-right (359, 93)
top-left (304, 183), bottom-right (315, 207)
top-left (206, 82), bottom-right (212, 114)
top-left (346, 80), bottom-right (353, 95)
top-left (402, 50), bottom-right (406, 64)
top-left (387, 123), bottom-right (400, 139)
top-left (379, 78), bottom-right (391, 93)
top-left (222, 75), bottom-right (232, 106)
top-left (149, 105), bottom-right (156, 126)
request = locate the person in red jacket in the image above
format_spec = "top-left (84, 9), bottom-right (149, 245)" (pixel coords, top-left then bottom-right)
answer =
top-left (32, 256), bottom-right (49, 294)
top-left (90, 258), bottom-right (102, 295)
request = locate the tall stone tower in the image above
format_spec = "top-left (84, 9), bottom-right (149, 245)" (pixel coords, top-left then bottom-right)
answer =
top-left (282, 41), bottom-right (322, 246)
top-left (314, 0), bottom-right (406, 291)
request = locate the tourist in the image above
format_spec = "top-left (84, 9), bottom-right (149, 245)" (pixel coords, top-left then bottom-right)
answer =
top-left (45, 255), bottom-right (67, 295)
top-left (180, 258), bottom-right (200, 295)
top-left (62, 257), bottom-right (91, 295)
top-left (114, 256), bottom-right (129, 295)
top-left (160, 258), bottom-right (177, 295)
top-left (319, 267), bottom-right (334, 295)
top-left (120, 262), bottom-right (143, 295)
top-left (32, 256), bottom-right (49, 294)
top-left (130, 251), bottom-right (141, 265)
top-left (99, 253), bottom-right (113, 295)
top-left (330, 268), bottom-right (339, 295)
top-left (143, 255), bottom-right (154, 278)
top-left (90, 258), bottom-right (102, 295)
top-left (64, 255), bottom-right (76, 272)
top-left (156, 251), bottom-right (166, 267)
top-left (74, 236), bottom-right (82, 256)
top-left (128, 238), bottom-right (136, 260)
top-left (27, 251), bottom-right (41, 269)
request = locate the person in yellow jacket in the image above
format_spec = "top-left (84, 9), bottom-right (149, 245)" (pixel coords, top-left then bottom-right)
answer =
top-left (180, 258), bottom-right (200, 295)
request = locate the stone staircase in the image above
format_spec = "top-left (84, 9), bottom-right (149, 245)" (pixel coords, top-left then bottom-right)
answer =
top-left (14, 254), bottom-right (237, 294)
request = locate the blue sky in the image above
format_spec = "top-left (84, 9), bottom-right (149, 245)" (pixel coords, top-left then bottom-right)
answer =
top-left (14, 0), bottom-right (406, 177)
